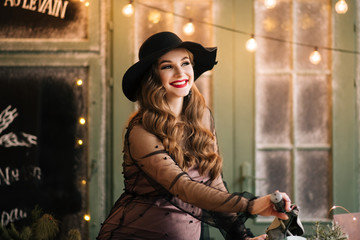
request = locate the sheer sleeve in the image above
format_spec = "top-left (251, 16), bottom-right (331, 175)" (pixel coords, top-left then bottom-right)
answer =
top-left (206, 174), bottom-right (257, 239)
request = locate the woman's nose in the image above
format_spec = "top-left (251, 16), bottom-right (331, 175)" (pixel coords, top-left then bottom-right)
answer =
top-left (174, 65), bottom-right (184, 75)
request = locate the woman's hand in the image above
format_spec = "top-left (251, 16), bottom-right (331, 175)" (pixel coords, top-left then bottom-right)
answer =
top-left (249, 191), bottom-right (291, 220)
top-left (247, 234), bottom-right (268, 240)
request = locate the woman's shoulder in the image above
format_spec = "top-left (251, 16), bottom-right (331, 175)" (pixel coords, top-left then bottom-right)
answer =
top-left (128, 124), bottom-right (160, 144)
top-left (128, 123), bottom-right (149, 137)
top-left (127, 124), bottom-right (164, 159)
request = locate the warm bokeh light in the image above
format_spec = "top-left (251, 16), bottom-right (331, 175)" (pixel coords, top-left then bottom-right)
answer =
top-left (183, 21), bottom-right (195, 36)
top-left (246, 36), bottom-right (257, 52)
top-left (76, 79), bottom-right (83, 86)
top-left (81, 179), bottom-right (87, 185)
top-left (122, 3), bottom-right (134, 17)
top-left (79, 117), bottom-right (86, 125)
top-left (148, 10), bottom-right (161, 24)
top-left (335, 0), bottom-right (348, 14)
top-left (78, 139), bottom-right (84, 145)
top-left (309, 48), bottom-right (321, 65)
top-left (264, 0), bottom-right (277, 9)
top-left (84, 214), bottom-right (91, 221)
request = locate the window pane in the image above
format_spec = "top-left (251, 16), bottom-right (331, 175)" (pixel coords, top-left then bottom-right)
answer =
top-left (255, 0), bottom-right (292, 71)
top-left (255, 0), bottom-right (332, 222)
top-left (294, 0), bottom-right (331, 70)
top-left (295, 74), bottom-right (331, 144)
top-left (0, 66), bottom-right (89, 236)
top-left (255, 150), bottom-right (292, 196)
top-left (295, 150), bottom-right (331, 220)
top-left (256, 74), bottom-right (292, 145)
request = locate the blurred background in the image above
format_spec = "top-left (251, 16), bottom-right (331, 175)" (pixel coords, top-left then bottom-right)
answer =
top-left (0, 0), bottom-right (359, 239)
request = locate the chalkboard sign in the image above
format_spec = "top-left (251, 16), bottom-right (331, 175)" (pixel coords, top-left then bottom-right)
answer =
top-left (0, 0), bottom-right (88, 39)
top-left (0, 66), bottom-right (89, 236)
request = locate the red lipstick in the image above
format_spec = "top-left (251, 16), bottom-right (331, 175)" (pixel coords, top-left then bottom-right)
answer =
top-left (170, 79), bottom-right (188, 88)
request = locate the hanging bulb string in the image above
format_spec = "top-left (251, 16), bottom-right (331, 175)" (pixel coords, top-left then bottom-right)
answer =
top-left (132, 1), bottom-right (359, 55)
top-left (255, 33), bottom-right (360, 54)
top-left (329, 205), bottom-right (357, 221)
top-left (135, 1), bottom-right (248, 35)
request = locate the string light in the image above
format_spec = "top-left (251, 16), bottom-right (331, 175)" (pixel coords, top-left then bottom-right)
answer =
top-left (183, 19), bottom-right (195, 36)
top-left (246, 35), bottom-right (258, 52)
top-left (129, 1), bottom-right (359, 56)
top-left (309, 47), bottom-right (322, 64)
top-left (77, 139), bottom-right (84, 145)
top-left (76, 79), bottom-right (83, 86)
top-left (79, 117), bottom-right (86, 125)
top-left (122, 0), bottom-right (134, 17)
top-left (329, 205), bottom-right (357, 221)
top-left (264, 0), bottom-right (277, 9)
top-left (84, 214), bottom-right (91, 222)
top-left (81, 179), bottom-right (87, 185)
top-left (79, 0), bottom-right (89, 7)
top-left (335, 0), bottom-right (348, 14)
top-left (148, 10), bottom-right (161, 24)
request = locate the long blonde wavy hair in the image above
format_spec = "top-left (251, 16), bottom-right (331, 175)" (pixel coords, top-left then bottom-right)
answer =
top-left (128, 49), bottom-right (222, 180)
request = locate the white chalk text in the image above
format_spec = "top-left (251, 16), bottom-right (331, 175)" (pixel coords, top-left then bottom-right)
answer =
top-left (3, 0), bottom-right (70, 19)
top-left (1, 208), bottom-right (27, 226)
top-left (0, 166), bottom-right (41, 186)
top-left (0, 105), bottom-right (37, 148)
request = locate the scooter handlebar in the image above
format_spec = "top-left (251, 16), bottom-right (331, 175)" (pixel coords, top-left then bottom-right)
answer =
top-left (270, 191), bottom-right (286, 213)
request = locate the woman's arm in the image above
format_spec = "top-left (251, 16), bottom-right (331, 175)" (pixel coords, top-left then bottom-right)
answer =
top-left (128, 124), bottom-right (250, 213)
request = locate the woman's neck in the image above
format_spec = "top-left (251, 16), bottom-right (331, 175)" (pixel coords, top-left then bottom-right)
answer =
top-left (166, 97), bottom-right (184, 117)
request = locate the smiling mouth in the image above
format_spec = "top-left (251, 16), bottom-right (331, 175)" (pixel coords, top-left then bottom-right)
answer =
top-left (170, 80), bottom-right (188, 88)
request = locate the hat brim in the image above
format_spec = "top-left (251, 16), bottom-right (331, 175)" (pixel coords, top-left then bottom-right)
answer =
top-left (122, 41), bottom-right (217, 102)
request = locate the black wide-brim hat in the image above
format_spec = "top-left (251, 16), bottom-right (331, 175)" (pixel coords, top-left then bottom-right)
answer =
top-left (122, 31), bottom-right (217, 102)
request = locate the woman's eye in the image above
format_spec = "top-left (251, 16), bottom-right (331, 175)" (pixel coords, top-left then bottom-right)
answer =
top-left (182, 61), bottom-right (191, 66)
top-left (160, 65), bottom-right (172, 70)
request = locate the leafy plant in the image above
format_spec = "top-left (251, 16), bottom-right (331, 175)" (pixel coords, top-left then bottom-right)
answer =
top-left (308, 222), bottom-right (348, 240)
top-left (0, 207), bottom-right (81, 240)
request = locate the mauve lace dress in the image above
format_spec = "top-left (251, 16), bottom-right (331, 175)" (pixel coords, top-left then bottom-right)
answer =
top-left (97, 117), bottom-right (256, 240)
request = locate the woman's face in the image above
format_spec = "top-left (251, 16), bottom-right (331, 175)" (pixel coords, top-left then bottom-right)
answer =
top-left (157, 48), bottom-right (194, 101)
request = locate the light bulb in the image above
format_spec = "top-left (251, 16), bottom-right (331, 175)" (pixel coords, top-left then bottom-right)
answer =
top-left (183, 21), bottom-right (195, 36)
top-left (246, 36), bottom-right (257, 52)
top-left (79, 117), bottom-right (86, 125)
top-left (84, 214), bottom-right (91, 221)
top-left (148, 10), bottom-right (161, 24)
top-left (85, 1), bottom-right (89, 7)
top-left (81, 179), bottom-right (87, 185)
top-left (76, 79), bottom-right (83, 86)
top-left (264, 0), bottom-right (277, 9)
top-left (335, 0), bottom-right (348, 14)
top-left (309, 48), bottom-right (321, 65)
top-left (78, 139), bottom-right (84, 145)
top-left (122, 2), bottom-right (134, 17)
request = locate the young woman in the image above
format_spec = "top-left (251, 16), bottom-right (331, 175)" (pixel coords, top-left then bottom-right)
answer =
top-left (97, 31), bottom-right (291, 240)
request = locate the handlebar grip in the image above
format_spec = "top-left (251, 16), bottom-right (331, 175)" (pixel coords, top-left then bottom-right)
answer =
top-left (270, 191), bottom-right (286, 213)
